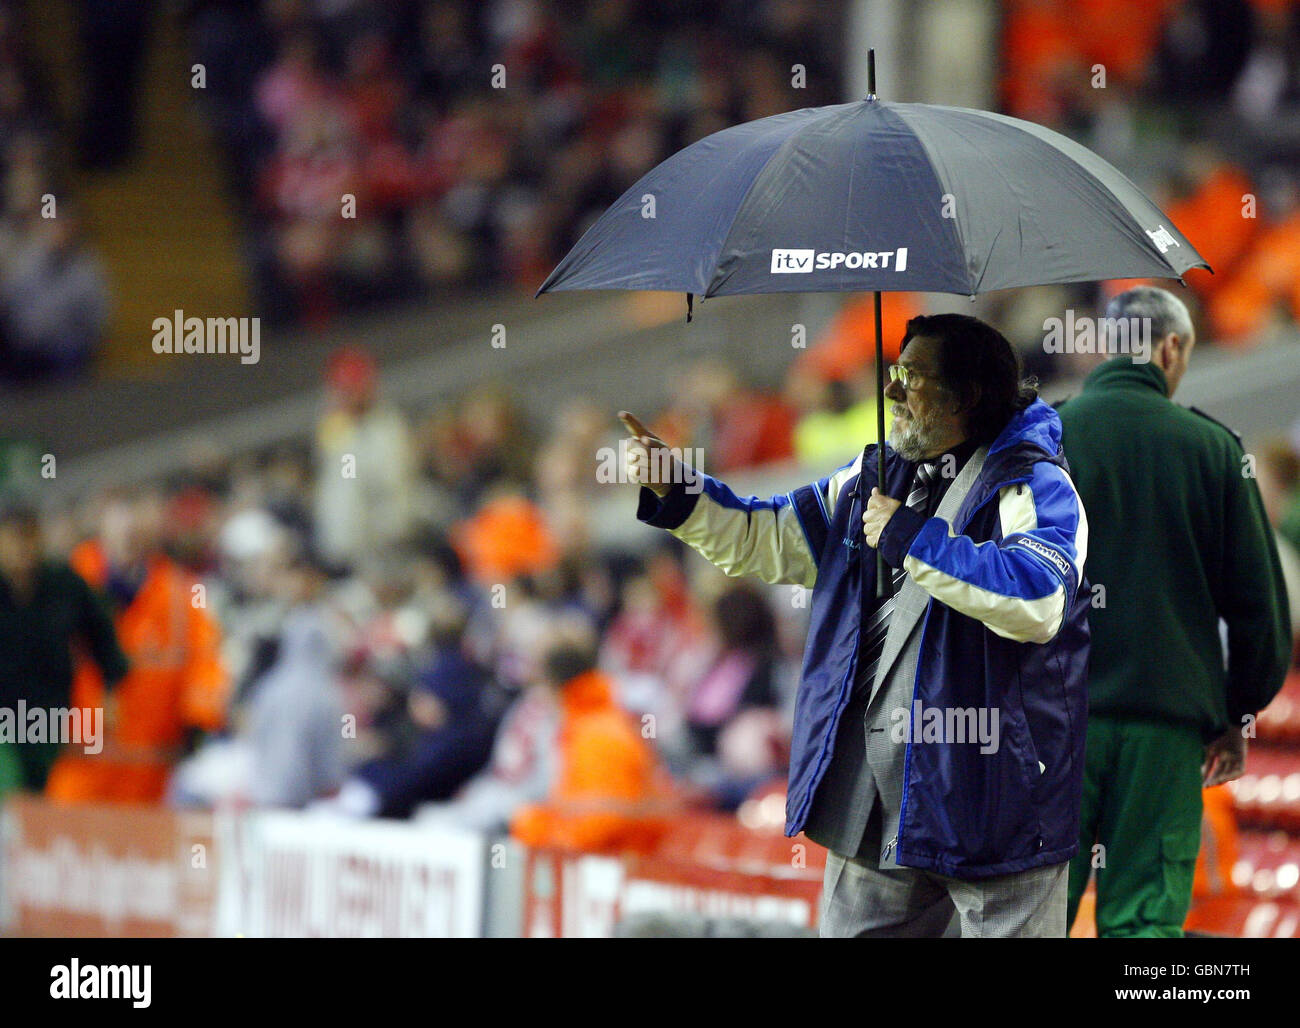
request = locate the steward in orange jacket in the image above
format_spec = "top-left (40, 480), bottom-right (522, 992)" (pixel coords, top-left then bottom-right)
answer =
top-left (46, 534), bottom-right (228, 804)
top-left (511, 643), bottom-right (674, 854)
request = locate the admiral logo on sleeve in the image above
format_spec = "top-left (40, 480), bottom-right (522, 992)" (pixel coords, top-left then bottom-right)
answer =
top-left (1005, 534), bottom-right (1072, 582)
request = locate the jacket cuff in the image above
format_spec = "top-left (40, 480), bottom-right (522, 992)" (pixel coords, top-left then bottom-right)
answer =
top-left (636, 482), bottom-right (700, 530)
top-left (878, 505), bottom-right (927, 568)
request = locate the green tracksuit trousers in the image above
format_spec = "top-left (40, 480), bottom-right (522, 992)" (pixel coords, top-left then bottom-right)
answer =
top-left (1067, 716), bottom-right (1205, 937)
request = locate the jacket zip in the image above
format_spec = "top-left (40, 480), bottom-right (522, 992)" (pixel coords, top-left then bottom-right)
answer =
top-left (798, 448), bottom-right (907, 828)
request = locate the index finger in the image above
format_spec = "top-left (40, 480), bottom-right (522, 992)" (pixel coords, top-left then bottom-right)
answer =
top-left (617, 410), bottom-right (652, 440)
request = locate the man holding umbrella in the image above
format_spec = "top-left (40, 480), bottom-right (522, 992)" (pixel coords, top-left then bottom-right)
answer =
top-left (538, 47), bottom-right (1214, 938)
top-left (623, 312), bottom-right (1091, 937)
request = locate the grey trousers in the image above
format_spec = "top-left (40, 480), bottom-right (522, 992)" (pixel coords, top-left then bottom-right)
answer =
top-left (820, 835), bottom-right (1069, 938)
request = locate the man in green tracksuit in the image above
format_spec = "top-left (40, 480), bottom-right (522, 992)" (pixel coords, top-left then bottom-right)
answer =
top-left (1058, 286), bottom-right (1291, 937)
top-left (0, 500), bottom-right (128, 794)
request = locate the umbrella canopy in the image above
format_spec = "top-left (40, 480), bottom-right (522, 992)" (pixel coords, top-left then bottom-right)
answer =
top-left (537, 98), bottom-right (1209, 299)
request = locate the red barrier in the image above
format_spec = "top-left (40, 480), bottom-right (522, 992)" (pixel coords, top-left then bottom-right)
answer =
top-left (520, 814), bottom-right (826, 937)
top-left (1, 796), bottom-right (217, 937)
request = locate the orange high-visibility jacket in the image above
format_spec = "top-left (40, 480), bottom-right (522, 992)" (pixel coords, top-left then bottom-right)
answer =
top-left (46, 541), bottom-right (228, 803)
top-left (1193, 784), bottom-right (1240, 901)
top-left (511, 669), bottom-right (671, 853)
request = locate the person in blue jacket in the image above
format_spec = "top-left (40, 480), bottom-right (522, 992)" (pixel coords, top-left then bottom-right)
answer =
top-left (621, 313), bottom-right (1091, 937)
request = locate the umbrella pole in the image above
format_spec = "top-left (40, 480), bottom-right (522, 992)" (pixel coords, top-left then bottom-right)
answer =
top-left (874, 289), bottom-right (891, 599)
top-left (864, 48), bottom-right (891, 600)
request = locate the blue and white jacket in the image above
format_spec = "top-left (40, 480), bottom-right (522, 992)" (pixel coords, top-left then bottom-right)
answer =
top-left (638, 399), bottom-right (1091, 879)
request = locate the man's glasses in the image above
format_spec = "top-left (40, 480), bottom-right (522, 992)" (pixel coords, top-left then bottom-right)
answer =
top-left (888, 364), bottom-right (933, 391)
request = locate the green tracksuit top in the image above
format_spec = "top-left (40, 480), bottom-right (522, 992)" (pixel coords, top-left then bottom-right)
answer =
top-left (1058, 357), bottom-right (1290, 740)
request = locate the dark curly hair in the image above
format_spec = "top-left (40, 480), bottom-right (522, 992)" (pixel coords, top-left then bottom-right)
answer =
top-left (901, 314), bottom-right (1038, 445)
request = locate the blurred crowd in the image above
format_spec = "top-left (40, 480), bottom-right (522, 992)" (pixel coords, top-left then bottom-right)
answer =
top-left (181, 0), bottom-right (1300, 351)
top-left (999, 0), bottom-right (1300, 350)
top-left (1, 0), bottom-right (1298, 386)
top-left (0, 346), bottom-right (831, 850)
top-left (5, 340), bottom-right (1300, 853)
top-left (0, 1), bottom-right (109, 383)
top-left (185, 0), bottom-right (844, 327)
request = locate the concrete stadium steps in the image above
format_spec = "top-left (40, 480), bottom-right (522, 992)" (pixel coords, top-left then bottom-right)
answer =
top-left (31, 0), bottom-right (250, 376)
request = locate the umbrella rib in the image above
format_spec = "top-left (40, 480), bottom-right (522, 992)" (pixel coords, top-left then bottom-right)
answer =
top-left (982, 111), bottom-right (1208, 279)
top-left (707, 105), bottom-right (857, 297)
top-left (703, 126), bottom-right (813, 297)
top-left (840, 140), bottom-right (857, 254)
top-left (972, 224), bottom-right (1004, 294)
top-left (892, 103), bottom-right (977, 295)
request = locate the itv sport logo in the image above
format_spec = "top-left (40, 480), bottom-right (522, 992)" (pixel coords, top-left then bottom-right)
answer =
top-left (770, 247), bottom-right (909, 273)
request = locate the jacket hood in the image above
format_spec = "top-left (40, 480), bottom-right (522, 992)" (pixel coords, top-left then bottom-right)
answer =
top-left (987, 397), bottom-right (1063, 460)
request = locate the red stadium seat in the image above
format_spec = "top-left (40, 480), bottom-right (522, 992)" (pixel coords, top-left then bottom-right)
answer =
top-left (1256, 672), bottom-right (1300, 745)
top-left (1229, 749), bottom-right (1300, 833)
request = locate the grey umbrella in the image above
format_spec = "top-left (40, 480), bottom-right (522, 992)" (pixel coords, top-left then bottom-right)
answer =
top-left (539, 52), bottom-right (1209, 593)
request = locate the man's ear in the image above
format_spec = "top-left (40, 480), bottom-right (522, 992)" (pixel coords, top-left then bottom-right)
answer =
top-left (1155, 333), bottom-right (1180, 369)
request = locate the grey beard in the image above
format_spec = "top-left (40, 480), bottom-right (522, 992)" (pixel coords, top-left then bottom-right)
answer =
top-left (888, 405), bottom-right (944, 462)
